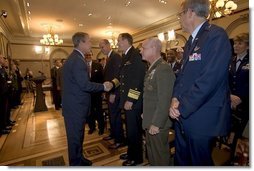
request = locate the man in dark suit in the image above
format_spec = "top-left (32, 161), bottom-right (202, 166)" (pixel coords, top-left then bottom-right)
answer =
top-left (62, 32), bottom-right (112, 166)
top-left (169, 0), bottom-right (232, 166)
top-left (85, 53), bottom-right (105, 135)
top-left (166, 49), bottom-right (182, 76)
top-left (50, 59), bottom-right (62, 110)
top-left (111, 33), bottom-right (146, 166)
top-left (99, 39), bottom-right (125, 147)
top-left (0, 55), bottom-right (11, 135)
top-left (228, 33), bottom-right (249, 159)
top-left (142, 38), bottom-right (175, 165)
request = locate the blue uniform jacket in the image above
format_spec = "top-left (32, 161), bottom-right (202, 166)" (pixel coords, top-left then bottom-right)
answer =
top-left (173, 21), bottom-right (232, 136)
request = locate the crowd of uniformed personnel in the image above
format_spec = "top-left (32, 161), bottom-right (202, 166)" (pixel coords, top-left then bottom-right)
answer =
top-left (0, 56), bottom-right (22, 136)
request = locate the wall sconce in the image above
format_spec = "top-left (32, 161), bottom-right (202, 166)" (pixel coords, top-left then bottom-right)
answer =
top-left (0, 10), bottom-right (7, 18)
top-left (158, 30), bottom-right (179, 50)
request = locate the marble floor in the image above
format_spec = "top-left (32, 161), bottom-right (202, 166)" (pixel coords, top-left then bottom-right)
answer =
top-left (0, 91), bottom-right (233, 167)
top-left (0, 92), bottom-right (146, 166)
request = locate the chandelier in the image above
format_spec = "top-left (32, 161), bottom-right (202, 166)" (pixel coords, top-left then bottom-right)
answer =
top-left (40, 27), bottom-right (63, 45)
top-left (209, 0), bottom-right (237, 19)
top-left (109, 38), bottom-right (118, 49)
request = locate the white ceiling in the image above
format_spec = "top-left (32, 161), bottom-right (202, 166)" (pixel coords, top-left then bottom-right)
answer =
top-left (0, 0), bottom-right (249, 45)
top-left (0, 0), bottom-right (182, 44)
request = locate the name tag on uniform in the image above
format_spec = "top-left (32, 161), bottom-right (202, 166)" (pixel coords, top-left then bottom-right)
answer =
top-left (189, 53), bottom-right (201, 61)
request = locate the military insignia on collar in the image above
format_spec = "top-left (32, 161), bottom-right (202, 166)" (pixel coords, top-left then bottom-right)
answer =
top-left (148, 69), bottom-right (156, 79)
top-left (194, 46), bottom-right (200, 51)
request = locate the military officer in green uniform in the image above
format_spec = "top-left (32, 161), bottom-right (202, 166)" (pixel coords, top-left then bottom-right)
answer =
top-left (111, 33), bottom-right (146, 166)
top-left (141, 37), bottom-right (175, 165)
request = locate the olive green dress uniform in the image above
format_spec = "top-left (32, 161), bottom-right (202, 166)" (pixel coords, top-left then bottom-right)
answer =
top-left (143, 58), bottom-right (175, 165)
top-left (111, 46), bottom-right (146, 164)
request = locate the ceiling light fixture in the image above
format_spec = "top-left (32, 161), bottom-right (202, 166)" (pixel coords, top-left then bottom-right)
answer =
top-left (159, 0), bottom-right (167, 4)
top-left (40, 26), bottom-right (63, 46)
top-left (209, 0), bottom-right (237, 19)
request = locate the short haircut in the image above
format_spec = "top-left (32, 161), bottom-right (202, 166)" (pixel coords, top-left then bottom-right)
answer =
top-left (119, 33), bottom-right (133, 45)
top-left (101, 39), bottom-right (110, 45)
top-left (72, 32), bottom-right (89, 48)
top-left (182, 0), bottom-right (209, 18)
top-left (233, 33), bottom-right (249, 46)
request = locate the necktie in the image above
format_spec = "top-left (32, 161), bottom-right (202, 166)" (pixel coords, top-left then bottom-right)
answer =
top-left (187, 35), bottom-right (193, 48)
top-left (236, 59), bottom-right (242, 71)
top-left (87, 62), bottom-right (91, 78)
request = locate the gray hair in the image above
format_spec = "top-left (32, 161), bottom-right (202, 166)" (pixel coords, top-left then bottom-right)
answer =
top-left (182, 0), bottom-right (210, 18)
top-left (147, 37), bottom-right (162, 54)
top-left (72, 32), bottom-right (89, 48)
top-left (101, 39), bottom-right (110, 45)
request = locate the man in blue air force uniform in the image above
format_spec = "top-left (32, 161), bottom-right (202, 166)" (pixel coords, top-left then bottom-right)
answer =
top-left (169, 0), bottom-right (232, 166)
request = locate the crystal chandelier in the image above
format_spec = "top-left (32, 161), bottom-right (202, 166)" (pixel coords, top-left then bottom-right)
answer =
top-left (209, 0), bottom-right (237, 19)
top-left (109, 38), bottom-right (118, 49)
top-left (40, 27), bottom-right (63, 45)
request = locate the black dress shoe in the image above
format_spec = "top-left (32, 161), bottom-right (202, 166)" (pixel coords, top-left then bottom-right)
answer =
top-left (81, 158), bottom-right (92, 166)
top-left (120, 153), bottom-right (128, 160)
top-left (7, 123), bottom-right (15, 126)
top-left (98, 130), bottom-right (104, 135)
top-left (1, 130), bottom-right (10, 135)
top-left (9, 120), bottom-right (16, 124)
top-left (122, 160), bottom-right (139, 166)
top-left (5, 126), bottom-right (12, 130)
top-left (103, 136), bottom-right (113, 141)
top-left (88, 129), bottom-right (94, 134)
top-left (108, 143), bottom-right (125, 149)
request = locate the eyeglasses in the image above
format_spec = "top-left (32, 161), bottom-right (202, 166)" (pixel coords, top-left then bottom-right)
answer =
top-left (176, 9), bottom-right (187, 19)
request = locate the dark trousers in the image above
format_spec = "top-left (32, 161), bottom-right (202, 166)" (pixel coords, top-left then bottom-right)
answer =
top-left (108, 98), bottom-right (124, 143)
top-left (88, 96), bottom-right (104, 132)
top-left (64, 113), bottom-right (87, 166)
top-left (174, 121), bottom-right (215, 166)
top-left (52, 83), bottom-right (61, 110)
top-left (0, 97), bottom-right (8, 130)
top-left (125, 109), bottom-right (143, 163)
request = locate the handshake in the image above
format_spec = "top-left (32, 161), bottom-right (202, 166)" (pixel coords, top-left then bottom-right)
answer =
top-left (103, 81), bottom-right (113, 92)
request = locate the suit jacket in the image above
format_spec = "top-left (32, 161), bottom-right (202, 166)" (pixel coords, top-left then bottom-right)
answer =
top-left (173, 21), bottom-right (232, 136)
top-left (0, 67), bottom-right (9, 96)
top-left (143, 58), bottom-right (175, 130)
top-left (56, 66), bottom-right (63, 91)
top-left (172, 61), bottom-right (182, 76)
top-left (62, 50), bottom-right (104, 119)
top-left (90, 61), bottom-right (104, 104)
top-left (229, 53), bottom-right (249, 115)
top-left (104, 51), bottom-right (122, 95)
top-left (114, 46), bottom-right (146, 109)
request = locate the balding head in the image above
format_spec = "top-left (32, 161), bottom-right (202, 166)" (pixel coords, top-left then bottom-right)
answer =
top-left (141, 37), bottom-right (162, 64)
top-left (99, 39), bottom-right (111, 55)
